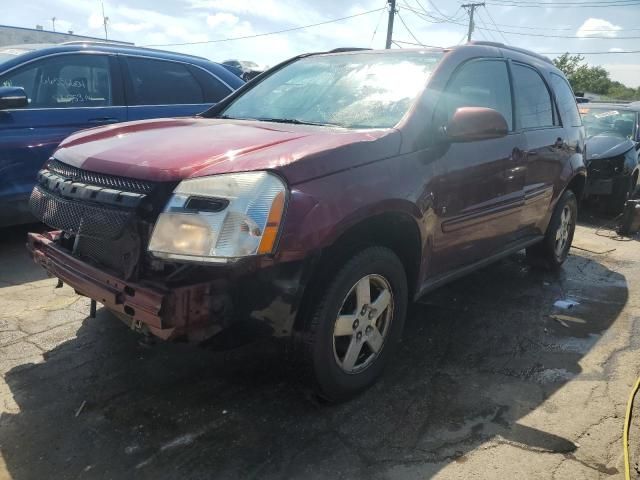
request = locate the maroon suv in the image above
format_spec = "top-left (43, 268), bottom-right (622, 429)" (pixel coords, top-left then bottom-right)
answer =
top-left (28, 43), bottom-right (586, 401)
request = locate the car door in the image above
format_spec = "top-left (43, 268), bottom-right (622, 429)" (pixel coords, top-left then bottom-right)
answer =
top-left (430, 58), bottom-right (527, 274)
top-left (511, 63), bottom-right (567, 234)
top-left (121, 56), bottom-right (230, 121)
top-left (0, 53), bottom-right (126, 225)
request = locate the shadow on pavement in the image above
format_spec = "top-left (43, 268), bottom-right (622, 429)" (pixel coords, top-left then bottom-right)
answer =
top-left (0, 223), bottom-right (49, 287)
top-left (0, 252), bottom-right (628, 479)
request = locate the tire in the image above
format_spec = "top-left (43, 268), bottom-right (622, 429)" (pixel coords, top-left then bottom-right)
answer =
top-left (526, 189), bottom-right (577, 270)
top-left (606, 176), bottom-right (633, 215)
top-left (300, 247), bottom-right (408, 402)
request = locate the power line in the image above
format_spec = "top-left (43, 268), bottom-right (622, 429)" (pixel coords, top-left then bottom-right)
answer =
top-left (485, 0), bottom-right (640, 7)
top-left (390, 40), bottom-right (640, 55)
top-left (370, 3), bottom-right (389, 47)
top-left (475, 10), bottom-right (499, 42)
top-left (142, 8), bottom-right (385, 47)
top-left (396, 11), bottom-right (426, 45)
top-left (542, 49), bottom-right (640, 55)
top-left (391, 39), bottom-right (446, 48)
top-left (482, 6), bottom-right (509, 43)
top-left (402, 4), bottom-right (640, 38)
top-left (403, 3), bottom-right (640, 31)
top-left (485, 0), bottom-right (639, 4)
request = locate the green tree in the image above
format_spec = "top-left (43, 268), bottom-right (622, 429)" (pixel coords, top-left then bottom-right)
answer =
top-left (553, 52), bottom-right (640, 101)
top-left (553, 53), bottom-right (584, 78)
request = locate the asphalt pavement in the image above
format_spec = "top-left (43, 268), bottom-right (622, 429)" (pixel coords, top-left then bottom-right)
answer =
top-left (0, 217), bottom-right (639, 479)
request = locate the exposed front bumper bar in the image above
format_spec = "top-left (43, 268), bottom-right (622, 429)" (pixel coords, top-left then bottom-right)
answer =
top-left (28, 231), bottom-right (180, 340)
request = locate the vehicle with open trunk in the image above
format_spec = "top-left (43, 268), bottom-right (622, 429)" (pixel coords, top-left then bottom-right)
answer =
top-left (28, 42), bottom-right (586, 401)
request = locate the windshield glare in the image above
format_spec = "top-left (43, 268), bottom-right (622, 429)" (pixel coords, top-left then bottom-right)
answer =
top-left (221, 51), bottom-right (443, 129)
top-left (581, 107), bottom-right (636, 139)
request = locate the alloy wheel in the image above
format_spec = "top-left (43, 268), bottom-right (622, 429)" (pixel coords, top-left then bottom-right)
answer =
top-left (332, 274), bottom-right (394, 374)
top-left (554, 205), bottom-right (573, 258)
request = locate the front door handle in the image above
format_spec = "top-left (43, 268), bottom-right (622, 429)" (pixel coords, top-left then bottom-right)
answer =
top-left (88, 117), bottom-right (119, 124)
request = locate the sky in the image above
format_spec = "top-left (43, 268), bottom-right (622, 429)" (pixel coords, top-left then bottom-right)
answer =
top-left (4, 0), bottom-right (640, 87)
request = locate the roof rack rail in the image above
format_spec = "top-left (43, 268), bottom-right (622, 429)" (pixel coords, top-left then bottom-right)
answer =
top-left (59, 41), bottom-right (210, 62)
top-left (327, 47), bottom-right (372, 53)
top-left (469, 41), bottom-right (553, 64)
top-left (61, 40), bottom-right (131, 46)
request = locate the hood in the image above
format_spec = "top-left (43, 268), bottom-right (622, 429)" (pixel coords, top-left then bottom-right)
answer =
top-left (54, 117), bottom-right (400, 185)
top-left (586, 134), bottom-right (635, 161)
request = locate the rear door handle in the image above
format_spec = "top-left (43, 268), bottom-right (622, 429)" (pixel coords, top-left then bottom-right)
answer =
top-left (88, 117), bottom-right (119, 124)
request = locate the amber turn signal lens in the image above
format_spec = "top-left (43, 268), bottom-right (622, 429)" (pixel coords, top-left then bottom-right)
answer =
top-left (257, 191), bottom-right (285, 254)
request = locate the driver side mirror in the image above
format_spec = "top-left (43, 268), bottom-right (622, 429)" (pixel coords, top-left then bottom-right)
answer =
top-left (0, 86), bottom-right (28, 110)
top-left (445, 107), bottom-right (508, 142)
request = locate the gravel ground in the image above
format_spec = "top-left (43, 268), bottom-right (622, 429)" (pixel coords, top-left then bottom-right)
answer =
top-left (0, 219), bottom-right (639, 480)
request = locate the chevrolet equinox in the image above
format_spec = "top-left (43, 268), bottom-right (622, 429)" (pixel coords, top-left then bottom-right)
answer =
top-left (28, 42), bottom-right (586, 401)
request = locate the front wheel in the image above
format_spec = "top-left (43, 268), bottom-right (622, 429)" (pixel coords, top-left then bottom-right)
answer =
top-left (300, 247), bottom-right (408, 402)
top-left (526, 189), bottom-right (577, 270)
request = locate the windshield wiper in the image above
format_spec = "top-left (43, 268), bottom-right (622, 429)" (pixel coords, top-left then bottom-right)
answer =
top-left (254, 117), bottom-right (338, 127)
top-left (217, 115), bottom-right (339, 127)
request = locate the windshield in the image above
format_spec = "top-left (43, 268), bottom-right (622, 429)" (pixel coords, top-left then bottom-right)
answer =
top-left (580, 107), bottom-right (636, 139)
top-left (220, 51), bottom-right (443, 129)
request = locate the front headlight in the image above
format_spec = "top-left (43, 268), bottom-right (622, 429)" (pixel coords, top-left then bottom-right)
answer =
top-left (148, 171), bottom-right (287, 262)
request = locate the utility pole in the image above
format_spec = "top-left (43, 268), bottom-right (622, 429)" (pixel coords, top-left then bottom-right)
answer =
top-left (102, 1), bottom-right (109, 40)
top-left (51, 17), bottom-right (56, 32)
top-left (385, 0), bottom-right (396, 49)
top-left (462, 3), bottom-right (484, 42)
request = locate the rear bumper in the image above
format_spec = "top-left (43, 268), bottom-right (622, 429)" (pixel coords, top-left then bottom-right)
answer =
top-left (27, 231), bottom-right (313, 342)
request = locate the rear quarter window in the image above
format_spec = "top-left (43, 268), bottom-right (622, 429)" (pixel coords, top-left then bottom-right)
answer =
top-left (550, 73), bottom-right (582, 127)
top-left (188, 66), bottom-right (232, 103)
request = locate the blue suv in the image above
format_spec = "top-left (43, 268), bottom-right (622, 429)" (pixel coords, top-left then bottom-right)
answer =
top-left (0, 42), bottom-right (244, 227)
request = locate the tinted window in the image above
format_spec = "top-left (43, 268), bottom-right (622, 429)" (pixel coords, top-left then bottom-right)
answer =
top-left (550, 73), bottom-right (582, 127)
top-left (189, 66), bottom-right (232, 103)
top-left (126, 57), bottom-right (204, 105)
top-left (441, 59), bottom-right (513, 130)
top-left (222, 51), bottom-right (443, 129)
top-left (0, 54), bottom-right (112, 108)
top-left (512, 64), bottom-right (554, 129)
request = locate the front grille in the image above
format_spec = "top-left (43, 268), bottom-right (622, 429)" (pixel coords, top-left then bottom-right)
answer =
top-left (31, 160), bottom-right (171, 279)
top-left (47, 159), bottom-right (156, 194)
top-left (30, 186), bottom-right (134, 240)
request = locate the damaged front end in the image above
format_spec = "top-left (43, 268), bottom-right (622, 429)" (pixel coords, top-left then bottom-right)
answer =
top-left (27, 159), bottom-right (309, 342)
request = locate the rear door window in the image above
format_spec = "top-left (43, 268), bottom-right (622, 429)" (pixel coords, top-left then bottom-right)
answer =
top-left (0, 54), bottom-right (112, 108)
top-left (124, 57), bottom-right (204, 105)
top-left (512, 64), bottom-right (554, 129)
top-left (440, 59), bottom-right (513, 131)
top-left (550, 73), bottom-right (582, 127)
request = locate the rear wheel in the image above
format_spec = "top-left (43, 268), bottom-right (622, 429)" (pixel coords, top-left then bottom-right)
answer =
top-left (526, 189), bottom-right (577, 270)
top-left (300, 247), bottom-right (408, 402)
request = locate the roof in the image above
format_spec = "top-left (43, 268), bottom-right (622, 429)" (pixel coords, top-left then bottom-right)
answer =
top-left (0, 42), bottom-right (244, 89)
top-left (312, 43), bottom-right (552, 65)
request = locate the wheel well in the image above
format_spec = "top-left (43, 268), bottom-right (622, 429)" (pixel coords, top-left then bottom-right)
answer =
top-left (566, 174), bottom-right (586, 201)
top-left (294, 212), bottom-right (422, 333)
